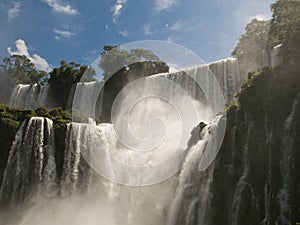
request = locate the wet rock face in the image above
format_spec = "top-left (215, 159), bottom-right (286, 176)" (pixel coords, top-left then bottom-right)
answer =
top-left (208, 92), bottom-right (300, 225)
top-left (99, 61), bottom-right (169, 123)
top-left (187, 122), bottom-right (207, 148)
top-left (0, 117), bottom-right (56, 206)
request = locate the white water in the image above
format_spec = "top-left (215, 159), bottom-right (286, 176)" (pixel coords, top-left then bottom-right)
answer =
top-left (167, 116), bottom-right (223, 225)
top-left (2, 51), bottom-right (282, 224)
top-left (61, 121), bottom-right (100, 194)
top-left (8, 84), bottom-right (49, 109)
top-left (7, 71), bottom-right (224, 225)
top-left (263, 114), bottom-right (271, 225)
top-left (208, 58), bottom-right (242, 104)
top-left (231, 114), bottom-right (252, 225)
top-left (71, 81), bottom-right (102, 118)
top-left (0, 117), bottom-right (55, 205)
top-left (153, 58), bottom-right (241, 105)
top-left (277, 93), bottom-right (300, 225)
top-left (271, 44), bottom-right (282, 67)
top-left (31, 115), bottom-right (222, 225)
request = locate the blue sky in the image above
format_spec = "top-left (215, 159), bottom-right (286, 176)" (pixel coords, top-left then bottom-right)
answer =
top-left (0, 0), bottom-right (275, 71)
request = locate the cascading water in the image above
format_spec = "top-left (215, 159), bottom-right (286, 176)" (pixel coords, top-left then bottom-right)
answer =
top-left (61, 121), bottom-right (100, 194)
top-left (71, 81), bottom-right (101, 118)
top-left (230, 115), bottom-right (252, 225)
top-left (277, 93), bottom-right (300, 225)
top-left (153, 58), bottom-right (241, 105)
top-left (0, 49), bottom-right (286, 225)
top-left (271, 44), bottom-right (282, 67)
top-left (8, 84), bottom-right (49, 109)
top-left (35, 66), bottom-right (223, 225)
top-left (0, 117), bottom-right (56, 205)
top-left (56, 118), bottom-right (223, 225)
top-left (167, 116), bottom-right (224, 225)
top-left (208, 58), bottom-right (241, 104)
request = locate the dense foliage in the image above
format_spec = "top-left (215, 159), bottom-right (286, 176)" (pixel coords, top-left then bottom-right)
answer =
top-left (0, 105), bottom-right (72, 187)
top-left (48, 60), bottom-right (95, 108)
top-left (0, 55), bottom-right (47, 84)
top-left (209, 1), bottom-right (300, 224)
top-left (269, 0), bottom-right (300, 66)
top-left (232, 19), bottom-right (270, 76)
top-left (99, 45), bottom-right (162, 79)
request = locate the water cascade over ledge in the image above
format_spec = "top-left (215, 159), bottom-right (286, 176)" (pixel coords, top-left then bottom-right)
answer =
top-left (8, 84), bottom-right (50, 109)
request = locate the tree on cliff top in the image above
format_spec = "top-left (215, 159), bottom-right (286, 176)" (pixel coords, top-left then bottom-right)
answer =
top-left (99, 45), bottom-right (163, 79)
top-left (269, 0), bottom-right (300, 65)
top-left (0, 55), bottom-right (47, 84)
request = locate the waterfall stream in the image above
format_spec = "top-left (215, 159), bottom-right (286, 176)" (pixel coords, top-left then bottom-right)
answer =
top-left (0, 46), bottom-right (289, 225)
top-left (8, 84), bottom-right (49, 109)
top-left (231, 114), bottom-right (252, 225)
top-left (0, 117), bottom-right (55, 205)
top-left (277, 93), bottom-right (300, 225)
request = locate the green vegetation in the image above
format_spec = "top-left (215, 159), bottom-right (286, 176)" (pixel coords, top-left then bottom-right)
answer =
top-left (0, 105), bottom-right (72, 133)
top-left (0, 55), bottom-right (95, 87)
top-left (0, 45), bottom-right (168, 180)
top-left (78, 45), bottom-right (170, 122)
top-left (0, 55), bottom-right (48, 85)
top-left (0, 55), bottom-right (95, 107)
top-left (48, 60), bottom-right (95, 108)
top-left (0, 105), bottom-right (72, 186)
top-left (0, 55), bottom-right (48, 104)
top-left (270, 0), bottom-right (300, 68)
top-left (232, 19), bottom-right (270, 76)
top-left (209, 1), bottom-right (300, 224)
top-left (99, 45), bottom-right (163, 79)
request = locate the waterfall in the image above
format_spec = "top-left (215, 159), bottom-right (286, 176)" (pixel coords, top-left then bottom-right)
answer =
top-left (153, 53), bottom-right (279, 107)
top-left (263, 115), bottom-right (272, 225)
top-left (0, 117), bottom-right (56, 205)
top-left (230, 115), bottom-right (252, 225)
top-left (151, 58), bottom-right (241, 105)
top-left (71, 81), bottom-right (101, 119)
top-left (277, 93), bottom-right (300, 225)
top-left (61, 122), bottom-right (100, 193)
top-left (208, 58), bottom-right (241, 104)
top-left (65, 83), bottom-right (77, 110)
top-left (8, 84), bottom-right (49, 109)
top-left (57, 115), bottom-right (223, 225)
top-left (271, 44), bottom-right (282, 67)
top-left (167, 116), bottom-right (223, 225)
top-left (1, 49), bottom-right (286, 225)
top-left (56, 67), bottom-right (223, 223)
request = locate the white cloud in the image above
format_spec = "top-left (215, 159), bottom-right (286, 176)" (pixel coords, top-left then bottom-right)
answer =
top-left (45, 0), bottom-right (77, 15)
top-left (7, 39), bottom-right (51, 72)
top-left (8, 39), bottom-right (29, 57)
top-left (143, 24), bottom-right (156, 35)
top-left (8, 1), bottom-right (21, 22)
top-left (119, 30), bottom-right (128, 36)
top-left (170, 20), bottom-right (183, 30)
top-left (154, 0), bottom-right (176, 11)
top-left (251, 14), bottom-right (271, 21)
top-left (30, 54), bottom-right (52, 72)
top-left (54, 29), bottom-right (75, 40)
top-left (169, 20), bottom-right (200, 32)
top-left (112, 0), bottom-right (128, 23)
